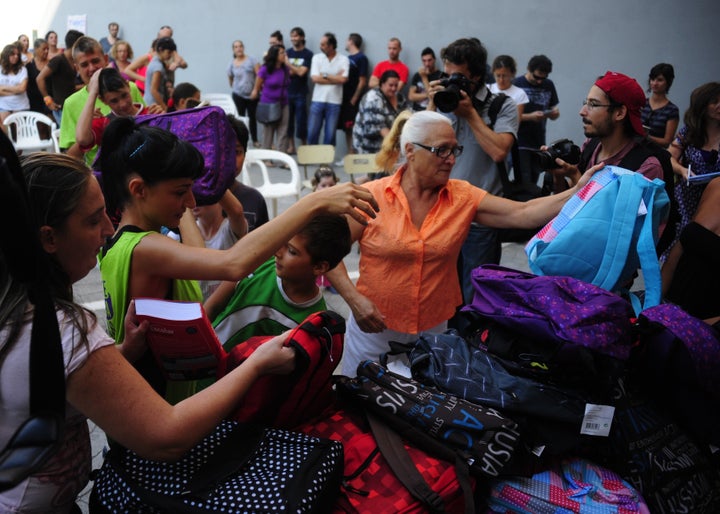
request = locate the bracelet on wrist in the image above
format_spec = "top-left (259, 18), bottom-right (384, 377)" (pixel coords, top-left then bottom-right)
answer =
top-left (43, 95), bottom-right (54, 105)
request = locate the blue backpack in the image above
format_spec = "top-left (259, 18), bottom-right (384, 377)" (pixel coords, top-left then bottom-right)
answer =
top-left (526, 166), bottom-right (669, 312)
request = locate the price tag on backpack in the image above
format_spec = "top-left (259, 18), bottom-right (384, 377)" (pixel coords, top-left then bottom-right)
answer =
top-left (580, 404), bottom-right (615, 437)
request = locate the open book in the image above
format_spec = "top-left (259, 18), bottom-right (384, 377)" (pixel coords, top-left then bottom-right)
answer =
top-left (134, 298), bottom-right (227, 381)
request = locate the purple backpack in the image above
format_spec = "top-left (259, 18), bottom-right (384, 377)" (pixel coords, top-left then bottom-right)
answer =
top-left (135, 106), bottom-right (236, 205)
top-left (635, 303), bottom-right (720, 445)
top-left (462, 265), bottom-right (635, 360)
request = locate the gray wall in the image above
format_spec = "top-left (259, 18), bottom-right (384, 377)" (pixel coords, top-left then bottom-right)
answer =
top-left (46, 0), bottom-right (719, 149)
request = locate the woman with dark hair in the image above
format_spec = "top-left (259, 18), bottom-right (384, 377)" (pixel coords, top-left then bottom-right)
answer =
top-left (0, 148), bottom-right (297, 512)
top-left (0, 44), bottom-right (29, 127)
top-left (251, 44), bottom-right (291, 151)
top-left (97, 116), bottom-right (377, 400)
top-left (489, 54), bottom-right (528, 119)
top-left (45, 30), bottom-right (63, 60)
top-left (352, 69), bottom-right (407, 156)
top-left (666, 82), bottom-right (720, 254)
top-left (640, 63), bottom-right (679, 147)
top-left (143, 37), bottom-right (177, 109)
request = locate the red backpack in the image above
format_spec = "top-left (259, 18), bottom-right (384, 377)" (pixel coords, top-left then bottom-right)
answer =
top-left (217, 310), bottom-right (345, 429)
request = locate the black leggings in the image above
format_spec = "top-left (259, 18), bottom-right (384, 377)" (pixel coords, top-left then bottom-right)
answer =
top-left (232, 93), bottom-right (259, 144)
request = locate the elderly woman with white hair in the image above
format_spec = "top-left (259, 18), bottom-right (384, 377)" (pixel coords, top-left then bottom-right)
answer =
top-left (328, 110), bottom-right (603, 375)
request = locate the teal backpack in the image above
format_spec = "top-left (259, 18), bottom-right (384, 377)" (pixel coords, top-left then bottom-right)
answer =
top-left (525, 166), bottom-right (669, 313)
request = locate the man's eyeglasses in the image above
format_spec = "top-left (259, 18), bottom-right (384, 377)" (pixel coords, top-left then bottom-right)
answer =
top-left (413, 142), bottom-right (464, 159)
top-left (582, 99), bottom-right (613, 110)
top-left (532, 73), bottom-right (547, 82)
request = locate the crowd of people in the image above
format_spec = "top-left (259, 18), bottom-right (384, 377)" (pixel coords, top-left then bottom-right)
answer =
top-left (1, 21), bottom-right (719, 513)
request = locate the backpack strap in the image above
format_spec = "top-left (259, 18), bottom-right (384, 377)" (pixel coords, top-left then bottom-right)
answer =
top-left (633, 182), bottom-right (665, 311)
top-left (579, 138), bottom-right (601, 173)
top-left (366, 413), bottom-right (447, 514)
top-left (484, 93), bottom-right (523, 196)
top-left (366, 411), bottom-right (475, 514)
top-left (486, 92), bottom-right (508, 130)
top-left (593, 172), bottom-right (643, 292)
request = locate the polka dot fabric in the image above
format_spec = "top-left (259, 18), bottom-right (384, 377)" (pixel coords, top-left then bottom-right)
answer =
top-left (92, 421), bottom-right (343, 513)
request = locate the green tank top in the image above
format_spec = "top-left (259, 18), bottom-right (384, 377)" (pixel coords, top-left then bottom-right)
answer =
top-left (99, 226), bottom-right (203, 403)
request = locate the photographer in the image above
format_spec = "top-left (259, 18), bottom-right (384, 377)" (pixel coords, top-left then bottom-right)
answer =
top-left (546, 71), bottom-right (666, 194)
top-left (427, 37), bottom-right (518, 304)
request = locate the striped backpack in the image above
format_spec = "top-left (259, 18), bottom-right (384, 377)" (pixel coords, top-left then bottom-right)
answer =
top-left (217, 310), bottom-right (345, 429)
top-left (526, 166), bottom-right (669, 312)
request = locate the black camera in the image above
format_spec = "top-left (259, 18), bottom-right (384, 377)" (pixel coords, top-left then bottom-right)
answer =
top-left (434, 73), bottom-right (475, 112)
top-left (526, 138), bottom-right (581, 170)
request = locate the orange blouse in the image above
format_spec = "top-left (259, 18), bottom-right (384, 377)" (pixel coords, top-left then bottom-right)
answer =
top-left (357, 166), bottom-right (487, 333)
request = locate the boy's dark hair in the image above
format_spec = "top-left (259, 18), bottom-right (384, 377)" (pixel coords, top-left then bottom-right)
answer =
top-left (440, 37), bottom-right (487, 83)
top-left (290, 27), bottom-right (305, 40)
top-left (421, 47), bottom-right (435, 59)
top-left (270, 30), bottom-right (284, 43)
top-left (227, 114), bottom-right (249, 150)
top-left (64, 29), bottom-right (84, 49)
top-left (528, 54), bottom-right (552, 74)
top-left (299, 214), bottom-right (351, 270)
top-left (98, 67), bottom-right (127, 97)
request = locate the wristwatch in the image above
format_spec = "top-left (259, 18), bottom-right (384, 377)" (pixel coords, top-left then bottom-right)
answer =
top-left (322, 72), bottom-right (328, 79)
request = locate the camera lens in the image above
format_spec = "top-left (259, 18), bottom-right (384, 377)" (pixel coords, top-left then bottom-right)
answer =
top-left (434, 87), bottom-right (460, 112)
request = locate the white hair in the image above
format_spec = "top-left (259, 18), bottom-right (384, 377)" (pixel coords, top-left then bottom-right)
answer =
top-left (400, 111), bottom-right (452, 156)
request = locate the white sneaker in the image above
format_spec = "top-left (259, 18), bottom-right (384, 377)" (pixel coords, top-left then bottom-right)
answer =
top-left (334, 159), bottom-right (344, 167)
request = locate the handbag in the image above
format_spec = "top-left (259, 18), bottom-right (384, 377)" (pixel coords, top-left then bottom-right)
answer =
top-left (256, 101), bottom-right (282, 124)
top-left (90, 421), bottom-right (344, 513)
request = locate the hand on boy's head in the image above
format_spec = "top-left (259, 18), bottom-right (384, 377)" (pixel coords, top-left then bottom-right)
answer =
top-left (314, 182), bottom-right (379, 226)
top-left (250, 332), bottom-right (296, 375)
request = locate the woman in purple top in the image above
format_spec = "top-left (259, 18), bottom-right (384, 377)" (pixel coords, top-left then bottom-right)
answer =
top-left (251, 44), bottom-right (291, 152)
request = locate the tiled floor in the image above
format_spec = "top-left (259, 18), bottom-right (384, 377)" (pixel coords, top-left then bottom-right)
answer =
top-left (73, 160), bottom-right (534, 512)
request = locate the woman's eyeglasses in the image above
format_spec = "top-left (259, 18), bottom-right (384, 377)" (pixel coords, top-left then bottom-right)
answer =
top-left (413, 142), bottom-right (464, 159)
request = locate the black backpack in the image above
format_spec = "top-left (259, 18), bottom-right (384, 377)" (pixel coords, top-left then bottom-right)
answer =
top-left (579, 137), bottom-right (679, 255)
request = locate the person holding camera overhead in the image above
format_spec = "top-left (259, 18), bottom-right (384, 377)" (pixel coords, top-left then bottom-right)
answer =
top-left (426, 37), bottom-right (519, 305)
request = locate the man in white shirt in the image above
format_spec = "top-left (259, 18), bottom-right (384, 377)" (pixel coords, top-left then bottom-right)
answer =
top-left (307, 32), bottom-right (349, 145)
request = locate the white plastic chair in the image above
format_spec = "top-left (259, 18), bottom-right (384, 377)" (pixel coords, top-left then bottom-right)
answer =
top-left (201, 93), bottom-right (240, 117)
top-left (3, 111), bottom-right (58, 154)
top-left (244, 149), bottom-right (302, 217)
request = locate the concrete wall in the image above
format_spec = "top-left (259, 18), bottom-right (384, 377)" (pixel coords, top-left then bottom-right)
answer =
top-left (39, 0), bottom-right (720, 149)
